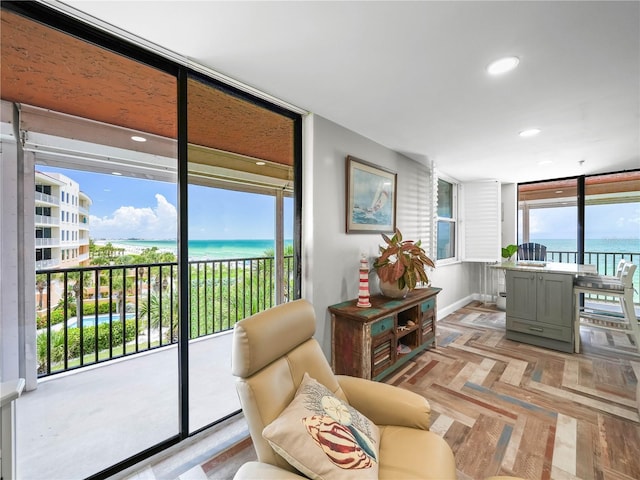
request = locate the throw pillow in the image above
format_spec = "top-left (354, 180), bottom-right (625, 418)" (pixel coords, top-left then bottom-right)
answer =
top-left (262, 372), bottom-right (380, 480)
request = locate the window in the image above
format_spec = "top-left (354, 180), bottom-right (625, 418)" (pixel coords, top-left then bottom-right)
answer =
top-left (436, 178), bottom-right (457, 261)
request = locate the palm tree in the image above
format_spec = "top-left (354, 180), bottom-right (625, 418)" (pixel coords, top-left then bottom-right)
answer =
top-left (36, 277), bottom-right (47, 310)
top-left (139, 288), bottom-right (178, 343)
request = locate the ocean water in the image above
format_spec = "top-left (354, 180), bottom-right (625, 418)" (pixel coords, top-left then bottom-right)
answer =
top-left (532, 238), bottom-right (640, 254)
top-left (532, 239), bottom-right (639, 289)
top-left (108, 239), bottom-right (293, 260)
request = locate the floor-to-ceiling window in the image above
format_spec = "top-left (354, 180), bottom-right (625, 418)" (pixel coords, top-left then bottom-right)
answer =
top-left (1, 3), bottom-right (300, 478)
top-left (518, 178), bottom-right (579, 262)
top-left (518, 171), bottom-right (639, 302)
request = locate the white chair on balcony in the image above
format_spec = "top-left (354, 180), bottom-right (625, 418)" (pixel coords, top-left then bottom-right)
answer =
top-left (573, 260), bottom-right (638, 352)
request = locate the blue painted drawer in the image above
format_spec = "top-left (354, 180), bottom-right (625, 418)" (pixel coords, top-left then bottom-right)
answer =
top-left (421, 299), bottom-right (435, 312)
top-left (371, 316), bottom-right (393, 337)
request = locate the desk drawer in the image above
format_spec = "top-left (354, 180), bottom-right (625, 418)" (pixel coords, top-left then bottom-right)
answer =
top-left (371, 316), bottom-right (394, 337)
top-left (506, 316), bottom-right (572, 342)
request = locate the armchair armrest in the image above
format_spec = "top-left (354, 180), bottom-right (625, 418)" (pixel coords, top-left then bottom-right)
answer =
top-left (234, 462), bottom-right (306, 480)
top-left (336, 375), bottom-right (431, 430)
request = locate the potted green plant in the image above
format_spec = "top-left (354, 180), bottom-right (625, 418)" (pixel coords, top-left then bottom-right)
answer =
top-left (501, 244), bottom-right (518, 262)
top-left (374, 228), bottom-right (435, 298)
top-left (497, 244), bottom-right (518, 310)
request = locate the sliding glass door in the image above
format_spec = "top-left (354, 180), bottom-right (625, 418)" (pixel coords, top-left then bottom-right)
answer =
top-left (186, 74), bottom-right (295, 432)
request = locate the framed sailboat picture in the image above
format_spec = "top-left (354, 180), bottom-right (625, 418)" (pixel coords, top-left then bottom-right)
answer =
top-left (346, 156), bottom-right (397, 233)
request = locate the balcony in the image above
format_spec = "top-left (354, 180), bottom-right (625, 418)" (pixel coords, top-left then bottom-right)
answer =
top-left (34, 214), bottom-right (59, 226)
top-left (34, 190), bottom-right (60, 206)
top-left (35, 236), bottom-right (60, 248)
top-left (16, 332), bottom-right (240, 479)
top-left (35, 258), bottom-right (59, 270)
top-left (22, 254), bottom-right (294, 478)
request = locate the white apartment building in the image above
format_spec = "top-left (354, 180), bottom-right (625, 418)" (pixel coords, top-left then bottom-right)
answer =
top-left (35, 171), bottom-right (91, 270)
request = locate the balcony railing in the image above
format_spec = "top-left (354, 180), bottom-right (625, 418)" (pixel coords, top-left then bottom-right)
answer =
top-left (35, 191), bottom-right (60, 206)
top-left (35, 249), bottom-right (637, 377)
top-left (35, 237), bottom-right (60, 247)
top-left (550, 249), bottom-right (640, 306)
top-left (36, 255), bottom-right (294, 377)
top-left (34, 214), bottom-right (59, 226)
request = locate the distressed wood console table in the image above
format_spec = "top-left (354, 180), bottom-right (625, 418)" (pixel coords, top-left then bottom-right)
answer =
top-left (329, 287), bottom-right (441, 381)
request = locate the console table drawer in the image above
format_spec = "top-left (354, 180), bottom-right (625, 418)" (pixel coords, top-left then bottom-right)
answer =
top-left (506, 317), bottom-right (572, 342)
top-left (371, 316), bottom-right (394, 337)
top-left (421, 299), bottom-right (435, 312)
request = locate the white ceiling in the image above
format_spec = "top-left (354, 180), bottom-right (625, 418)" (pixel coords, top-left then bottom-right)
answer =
top-left (59, 1), bottom-right (639, 184)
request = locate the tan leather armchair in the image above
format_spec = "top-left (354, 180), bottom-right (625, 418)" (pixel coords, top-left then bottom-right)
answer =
top-left (231, 299), bottom-right (457, 479)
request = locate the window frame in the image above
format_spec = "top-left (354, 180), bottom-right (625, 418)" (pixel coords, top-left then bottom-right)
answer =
top-left (436, 175), bottom-right (459, 265)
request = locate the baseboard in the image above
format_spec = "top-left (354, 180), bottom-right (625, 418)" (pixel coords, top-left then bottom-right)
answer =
top-left (437, 294), bottom-right (476, 320)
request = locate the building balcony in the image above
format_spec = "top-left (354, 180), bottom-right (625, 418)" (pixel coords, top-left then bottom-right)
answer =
top-left (34, 214), bottom-right (60, 226)
top-left (35, 237), bottom-right (60, 248)
top-left (35, 258), bottom-right (59, 270)
top-left (34, 191), bottom-right (60, 206)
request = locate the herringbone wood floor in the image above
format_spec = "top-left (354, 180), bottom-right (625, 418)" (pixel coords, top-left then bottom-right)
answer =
top-left (383, 301), bottom-right (640, 480)
top-left (122, 301), bottom-right (640, 480)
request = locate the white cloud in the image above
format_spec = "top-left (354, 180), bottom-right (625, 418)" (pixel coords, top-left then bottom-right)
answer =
top-left (89, 194), bottom-right (177, 239)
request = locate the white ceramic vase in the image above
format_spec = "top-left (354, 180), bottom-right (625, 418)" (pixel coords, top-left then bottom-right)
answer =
top-left (378, 278), bottom-right (409, 299)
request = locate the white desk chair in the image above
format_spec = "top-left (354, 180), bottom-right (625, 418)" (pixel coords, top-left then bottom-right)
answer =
top-left (573, 261), bottom-right (638, 352)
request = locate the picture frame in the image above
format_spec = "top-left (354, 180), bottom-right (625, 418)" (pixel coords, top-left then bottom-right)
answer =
top-left (346, 155), bottom-right (397, 233)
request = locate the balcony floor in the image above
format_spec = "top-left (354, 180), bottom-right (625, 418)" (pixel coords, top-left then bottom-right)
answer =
top-left (16, 332), bottom-right (240, 480)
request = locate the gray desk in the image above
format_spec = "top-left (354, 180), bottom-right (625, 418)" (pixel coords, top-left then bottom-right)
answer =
top-left (490, 262), bottom-right (597, 353)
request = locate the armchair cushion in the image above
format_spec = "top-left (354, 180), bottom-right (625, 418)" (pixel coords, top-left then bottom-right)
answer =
top-left (262, 373), bottom-right (380, 480)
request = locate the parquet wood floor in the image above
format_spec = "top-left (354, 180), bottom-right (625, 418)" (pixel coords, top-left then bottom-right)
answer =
top-left (121, 301), bottom-right (639, 480)
top-left (383, 301), bottom-right (640, 480)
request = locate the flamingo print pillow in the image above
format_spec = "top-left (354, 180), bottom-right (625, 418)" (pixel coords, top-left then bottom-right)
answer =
top-left (262, 373), bottom-right (380, 480)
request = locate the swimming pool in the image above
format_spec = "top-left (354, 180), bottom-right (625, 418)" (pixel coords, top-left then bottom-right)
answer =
top-left (66, 313), bottom-right (136, 329)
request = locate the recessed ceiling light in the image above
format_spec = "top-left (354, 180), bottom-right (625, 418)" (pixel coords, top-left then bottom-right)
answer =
top-left (486, 56), bottom-right (520, 75)
top-left (111, 172), bottom-right (122, 176)
top-left (537, 160), bottom-right (553, 166)
top-left (519, 128), bottom-right (541, 137)
top-left (131, 135), bottom-right (147, 142)
top-left (256, 161), bottom-right (266, 166)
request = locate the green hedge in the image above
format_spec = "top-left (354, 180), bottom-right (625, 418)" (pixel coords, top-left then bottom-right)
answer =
top-left (39, 301), bottom-right (117, 329)
top-left (37, 319), bottom-right (138, 368)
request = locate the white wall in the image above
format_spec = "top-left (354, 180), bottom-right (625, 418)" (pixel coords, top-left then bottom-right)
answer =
top-left (303, 114), bottom-right (477, 358)
top-left (502, 183), bottom-right (517, 247)
top-left (0, 126), bottom-right (37, 390)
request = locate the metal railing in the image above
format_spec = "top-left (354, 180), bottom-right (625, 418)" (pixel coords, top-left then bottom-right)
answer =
top-left (549, 249), bottom-right (639, 305)
top-left (36, 255), bottom-right (294, 377)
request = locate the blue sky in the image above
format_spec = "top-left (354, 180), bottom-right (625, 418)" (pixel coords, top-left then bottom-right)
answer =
top-left (527, 203), bottom-right (640, 240)
top-left (40, 166), bottom-right (292, 240)
top-left (41, 166), bottom-right (638, 242)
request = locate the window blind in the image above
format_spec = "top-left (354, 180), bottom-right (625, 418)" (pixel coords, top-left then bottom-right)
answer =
top-left (461, 180), bottom-right (501, 262)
